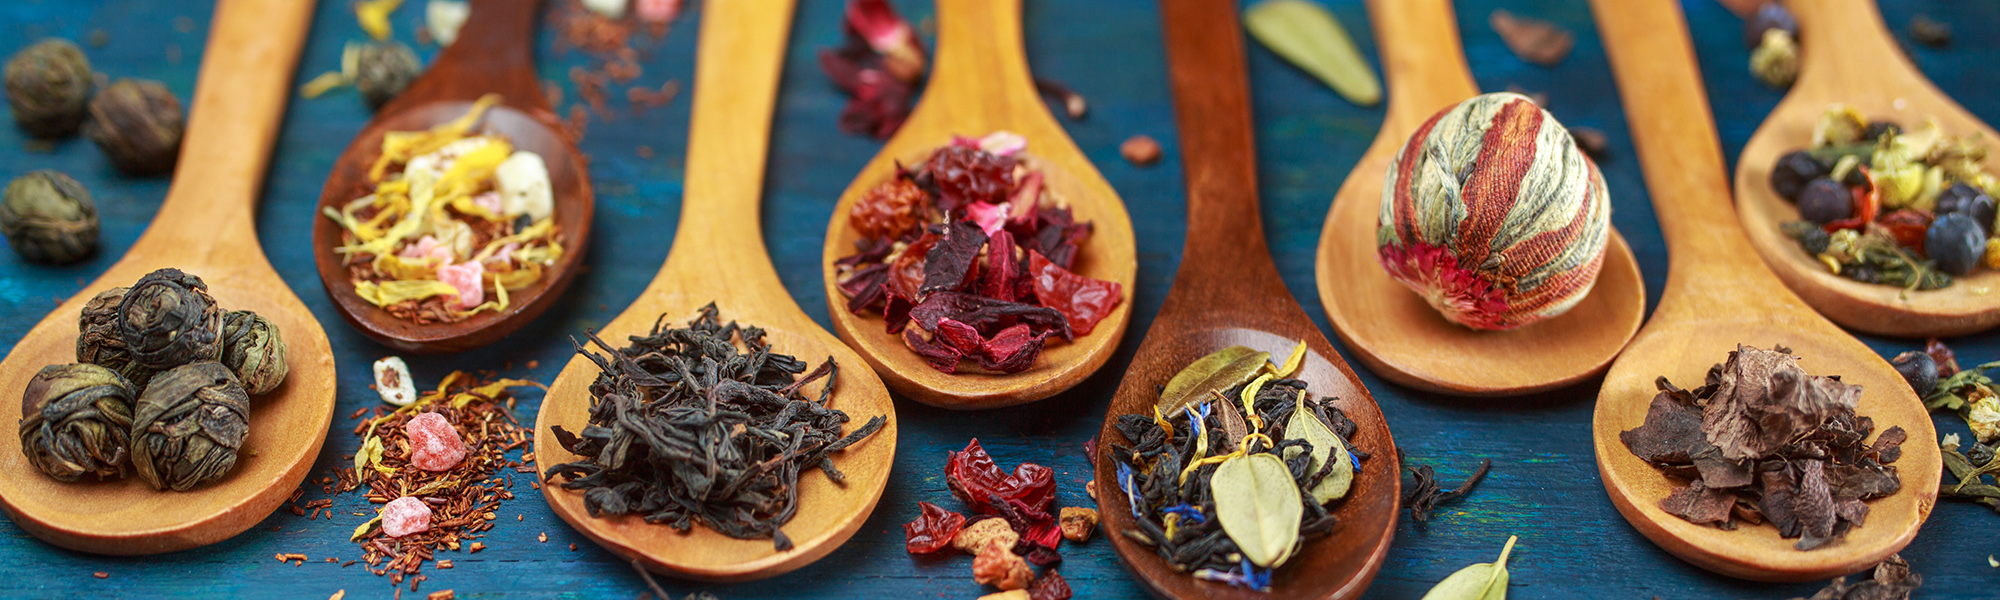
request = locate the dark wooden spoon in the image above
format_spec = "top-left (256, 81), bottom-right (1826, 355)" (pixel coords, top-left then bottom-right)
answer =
top-left (1091, 0), bottom-right (1398, 597)
top-left (311, 0), bottom-right (593, 353)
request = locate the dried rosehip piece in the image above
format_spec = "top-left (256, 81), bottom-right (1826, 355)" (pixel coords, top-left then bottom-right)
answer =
top-left (904, 501), bottom-right (967, 554)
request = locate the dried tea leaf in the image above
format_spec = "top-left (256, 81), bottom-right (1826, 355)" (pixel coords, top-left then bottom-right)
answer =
top-left (1243, 0), bottom-right (1381, 106)
top-left (1421, 535), bottom-right (1516, 600)
top-left (1489, 9), bottom-right (1571, 66)
top-left (1283, 399), bottom-right (1354, 504)
top-left (1703, 346), bottom-right (1858, 461)
top-left (1210, 453), bottom-right (1303, 568)
top-left (1159, 346), bottom-right (1269, 415)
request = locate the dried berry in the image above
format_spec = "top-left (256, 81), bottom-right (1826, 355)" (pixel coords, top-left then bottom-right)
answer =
top-left (1796, 177), bottom-right (1852, 225)
top-left (1057, 506), bottom-right (1097, 542)
top-left (1935, 182), bottom-right (1994, 236)
top-left (4, 39), bottom-right (93, 138)
top-left (1028, 570), bottom-right (1073, 600)
top-left (1770, 150), bottom-right (1827, 201)
top-left (1744, 3), bottom-right (1798, 48)
top-left (1120, 135), bottom-right (1162, 166)
top-left (1, 170), bottom-right (99, 265)
top-left (849, 178), bottom-right (928, 240)
top-left (925, 145), bottom-right (1015, 210)
top-left (1890, 350), bottom-right (1937, 398)
top-left (971, 539), bottom-right (1033, 590)
top-left (1925, 212), bottom-right (1983, 276)
top-left (85, 79), bottom-right (185, 175)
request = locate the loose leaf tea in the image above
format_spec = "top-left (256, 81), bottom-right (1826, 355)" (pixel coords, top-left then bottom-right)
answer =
top-left (1404, 458), bottom-right (1491, 525)
top-left (129, 362), bottom-right (249, 492)
top-left (1109, 342), bottom-right (1365, 590)
top-left (18, 363), bottom-right (135, 482)
top-left (1620, 346), bottom-right (1904, 550)
top-left (1939, 433), bottom-right (2000, 512)
top-left (1786, 554), bottom-right (1920, 600)
top-left (544, 304), bottom-right (887, 551)
top-left (1420, 535), bottom-right (1516, 600)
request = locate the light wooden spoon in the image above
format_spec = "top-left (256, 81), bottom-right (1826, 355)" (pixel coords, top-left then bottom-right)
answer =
top-left (1592, 0), bottom-right (1938, 581)
top-left (0, 0), bottom-right (334, 555)
top-left (1093, 0), bottom-right (1397, 596)
top-left (1315, 0), bottom-right (1646, 396)
top-left (819, 0), bottom-right (1137, 409)
top-left (533, 0), bottom-right (895, 581)
top-left (1735, 0), bottom-right (2000, 337)
top-left (311, 0), bottom-right (594, 353)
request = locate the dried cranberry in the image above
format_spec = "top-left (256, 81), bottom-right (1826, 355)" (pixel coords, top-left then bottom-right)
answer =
top-left (1876, 209), bottom-right (1933, 251)
top-left (1029, 251), bottom-right (1123, 336)
top-left (1928, 337), bottom-right (1961, 377)
top-left (925, 145), bottom-right (1015, 210)
top-left (903, 501), bottom-right (966, 554)
top-left (946, 439), bottom-right (1056, 514)
top-left (1029, 569), bottom-right (1074, 600)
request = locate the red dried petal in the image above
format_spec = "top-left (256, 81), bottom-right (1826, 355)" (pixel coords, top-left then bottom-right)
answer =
top-left (902, 327), bottom-right (961, 373)
top-left (920, 221), bottom-right (988, 298)
top-left (844, 0), bottom-right (926, 82)
top-left (888, 232), bottom-right (936, 301)
top-left (933, 317), bottom-right (985, 356)
top-left (946, 439), bottom-right (1057, 515)
top-left (983, 230), bottom-right (1020, 302)
top-left (925, 146), bottom-right (1015, 210)
top-left (1028, 251), bottom-right (1123, 336)
top-left (977, 324), bottom-right (1050, 374)
top-left (1824, 167), bottom-right (1880, 233)
top-left (1877, 208), bottom-right (1932, 252)
top-left (903, 501), bottom-right (966, 554)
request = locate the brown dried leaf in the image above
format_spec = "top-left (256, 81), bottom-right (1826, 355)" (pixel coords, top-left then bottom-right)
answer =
top-left (1620, 386), bottom-right (1708, 464)
top-left (1658, 480), bottom-right (1735, 525)
top-left (1702, 347), bottom-right (1859, 461)
top-left (1489, 9), bottom-right (1572, 66)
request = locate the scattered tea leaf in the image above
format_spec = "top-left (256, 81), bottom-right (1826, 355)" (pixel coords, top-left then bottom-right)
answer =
top-left (1283, 397), bottom-right (1354, 504)
top-left (1405, 458), bottom-right (1492, 524)
top-left (1489, 9), bottom-right (1572, 66)
top-left (1784, 554), bottom-right (1919, 600)
top-left (1420, 535), bottom-right (1516, 600)
top-left (1243, 0), bottom-right (1382, 106)
top-left (1159, 346), bottom-right (1269, 415)
top-left (1211, 453), bottom-right (1303, 568)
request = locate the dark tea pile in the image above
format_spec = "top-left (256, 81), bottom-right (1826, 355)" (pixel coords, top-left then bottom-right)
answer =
top-left (834, 132), bottom-right (1123, 375)
top-left (1622, 346), bottom-right (1905, 550)
top-left (901, 439), bottom-right (1092, 599)
top-left (544, 304), bottom-right (887, 550)
top-left (1109, 343), bottom-right (1364, 591)
top-left (19, 268), bottom-right (289, 492)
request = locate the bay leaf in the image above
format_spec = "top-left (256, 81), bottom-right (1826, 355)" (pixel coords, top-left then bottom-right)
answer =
top-left (1159, 346), bottom-right (1269, 415)
top-left (1420, 535), bottom-right (1517, 600)
top-left (1211, 453), bottom-right (1304, 568)
top-left (1244, 0), bottom-right (1383, 106)
top-left (1283, 398), bottom-right (1354, 504)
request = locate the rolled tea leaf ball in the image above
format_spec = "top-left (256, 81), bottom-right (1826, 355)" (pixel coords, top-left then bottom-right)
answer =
top-left (19, 363), bottom-right (135, 482)
top-left (74, 286), bottom-right (159, 388)
top-left (352, 41), bottom-right (420, 110)
top-left (3, 39), bottom-right (93, 138)
top-left (1, 170), bottom-right (99, 264)
top-left (117, 268), bottom-right (223, 372)
top-left (1376, 91), bottom-right (1610, 330)
top-left (85, 79), bottom-right (184, 175)
top-left (129, 362), bottom-right (249, 491)
top-left (219, 310), bottom-right (288, 395)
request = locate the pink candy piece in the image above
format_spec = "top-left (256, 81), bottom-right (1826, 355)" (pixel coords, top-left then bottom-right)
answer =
top-left (406, 412), bottom-right (468, 472)
top-left (399, 235), bottom-right (452, 263)
top-left (635, 0), bottom-right (682, 23)
top-left (436, 260), bottom-right (486, 308)
top-left (381, 496), bottom-right (433, 538)
top-left (473, 191), bottom-right (505, 215)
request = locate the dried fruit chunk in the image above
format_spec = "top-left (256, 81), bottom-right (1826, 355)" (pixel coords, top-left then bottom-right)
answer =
top-left (904, 501), bottom-right (966, 554)
top-left (1028, 251), bottom-right (1122, 337)
top-left (850, 178), bottom-right (928, 240)
top-left (972, 540), bottom-right (1033, 590)
top-left (952, 516), bottom-right (1019, 555)
top-left (382, 496), bottom-right (434, 537)
top-left (1057, 507), bottom-right (1097, 542)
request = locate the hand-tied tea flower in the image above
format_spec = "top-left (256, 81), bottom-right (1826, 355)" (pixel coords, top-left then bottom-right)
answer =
top-left (219, 310), bottom-right (288, 395)
top-left (1775, 107), bottom-right (2000, 289)
top-left (4, 39), bottom-right (93, 138)
top-left (836, 133), bottom-right (1124, 374)
top-left (2, 170), bottom-right (100, 265)
top-left (301, 41), bottom-right (422, 110)
top-left (818, 0), bottom-right (927, 139)
top-left (18, 363), bottom-right (135, 482)
top-left (1109, 342), bottom-right (1367, 591)
top-left (322, 95), bottom-right (564, 325)
top-left (118, 268), bottom-right (224, 374)
top-left (1242, 0), bottom-right (1381, 107)
top-left (1420, 535), bottom-right (1516, 600)
top-left (1377, 92), bottom-right (1610, 330)
top-left (130, 362), bottom-right (250, 492)
top-left (85, 79), bottom-right (185, 176)
top-left (342, 369), bottom-right (540, 586)
top-left (544, 304), bottom-right (887, 551)
top-left (902, 439), bottom-right (1081, 599)
top-left (1621, 346), bottom-right (1905, 550)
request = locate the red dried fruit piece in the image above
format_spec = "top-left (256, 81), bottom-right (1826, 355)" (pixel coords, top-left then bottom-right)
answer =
top-left (947, 439), bottom-right (1056, 514)
top-left (903, 327), bottom-right (963, 374)
top-left (406, 412), bottom-right (467, 472)
top-left (1928, 337), bottom-right (1960, 377)
top-left (849, 178), bottom-right (929, 240)
top-left (908, 292), bottom-right (1071, 341)
top-left (903, 501), bottom-right (966, 554)
top-left (983, 230), bottom-right (1020, 302)
top-left (977, 324), bottom-right (1050, 374)
top-left (1823, 167), bottom-right (1879, 233)
top-left (926, 145), bottom-right (1015, 210)
top-left (1029, 569), bottom-right (1074, 600)
top-left (889, 232), bottom-right (937, 301)
top-left (934, 318), bottom-right (986, 356)
top-left (1028, 251), bottom-right (1123, 336)
top-left (1877, 208), bottom-right (1933, 251)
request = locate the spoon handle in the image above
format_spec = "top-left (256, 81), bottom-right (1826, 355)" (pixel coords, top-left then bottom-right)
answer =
top-left (135, 0), bottom-right (311, 258)
top-left (1161, 0), bottom-right (1271, 276)
top-left (920, 0), bottom-right (1041, 131)
top-left (1365, 0), bottom-right (1478, 132)
top-left (1790, 0), bottom-right (1927, 95)
top-left (389, 0), bottom-right (548, 114)
top-left (659, 0), bottom-right (796, 284)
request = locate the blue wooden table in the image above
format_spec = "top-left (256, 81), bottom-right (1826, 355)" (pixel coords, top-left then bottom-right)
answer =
top-left (3, 0), bottom-right (1997, 597)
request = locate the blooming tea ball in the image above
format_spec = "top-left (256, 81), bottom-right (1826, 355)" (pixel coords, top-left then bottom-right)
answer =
top-left (85, 79), bottom-right (185, 176)
top-left (1, 170), bottom-right (100, 265)
top-left (381, 495), bottom-right (433, 537)
top-left (19, 363), bottom-right (135, 482)
top-left (3, 39), bottom-right (93, 138)
top-left (406, 411), bottom-right (466, 472)
top-left (1376, 92), bottom-right (1610, 330)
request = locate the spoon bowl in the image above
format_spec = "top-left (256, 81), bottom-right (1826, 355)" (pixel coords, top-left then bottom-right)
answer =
top-left (1592, 0), bottom-right (1938, 580)
top-left (534, 0), bottom-right (895, 580)
top-left (1316, 0), bottom-right (1645, 397)
top-left (0, 0), bottom-right (336, 555)
top-left (1094, 1), bottom-right (1397, 597)
top-left (1735, 0), bottom-right (2000, 338)
top-left (311, 0), bottom-right (593, 354)
top-left (821, 0), bottom-right (1136, 410)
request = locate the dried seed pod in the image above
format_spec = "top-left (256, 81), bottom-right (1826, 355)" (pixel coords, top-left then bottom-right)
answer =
top-left (1377, 92), bottom-right (1610, 330)
top-left (19, 363), bottom-right (135, 482)
top-left (85, 79), bottom-right (185, 175)
top-left (130, 362), bottom-right (250, 491)
top-left (219, 310), bottom-right (288, 395)
top-left (3, 39), bottom-right (93, 138)
top-left (1, 170), bottom-right (99, 264)
top-left (117, 268), bottom-right (224, 371)
top-left (352, 40), bottom-right (420, 110)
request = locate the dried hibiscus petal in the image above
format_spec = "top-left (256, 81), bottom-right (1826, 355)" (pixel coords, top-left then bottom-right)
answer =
top-left (903, 327), bottom-right (962, 374)
top-left (1029, 251), bottom-right (1122, 336)
top-left (888, 231), bottom-right (937, 301)
top-left (983, 230), bottom-right (1020, 302)
top-left (933, 317), bottom-right (987, 356)
top-left (903, 501), bottom-right (966, 554)
top-left (977, 324), bottom-right (1050, 374)
top-left (921, 220), bottom-right (988, 298)
top-left (838, 263), bottom-right (891, 314)
top-left (947, 439), bottom-right (1056, 514)
top-left (909, 292), bottom-right (1071, 341)
top-left (926, 145), bottom-right (1015, 210)
top-left (844, 0), bottom-right (926, 83)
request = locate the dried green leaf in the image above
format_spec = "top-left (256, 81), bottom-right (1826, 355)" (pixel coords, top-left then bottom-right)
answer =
top-left (354, 434), bottom-right (386, 476)
top-left (1211, 453), bottom-right (1303, 568)
top-left (1283, 399), bottom-right (1354, 504)
top-left (1244, 0), bottom-right (1382, 106)
top-left (351, 514), bottom-right (382, 542)
top-left (1159, 346), bottom-right (1269, 416)
top-left (1421, 535), bottom-right (1516, 600)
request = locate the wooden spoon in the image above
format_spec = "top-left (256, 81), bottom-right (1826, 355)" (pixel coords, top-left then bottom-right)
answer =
top-left (1091, 0), bottom-right (1397, 596)
top-left (1314, 0), bottom-right (1646, 396)
top-left (1735, 0), bottom-right (2000, 337)
top-left (819, 0), bottom-right (1137, 409)
top-left (0, 0), bottom-right (334, 555)
top-left (533, 0), bottom-right (896, 581)
top-left (1591, 0), bottom-right (1939, 581)
top-left (311, 0), bottom-right (593, 354)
